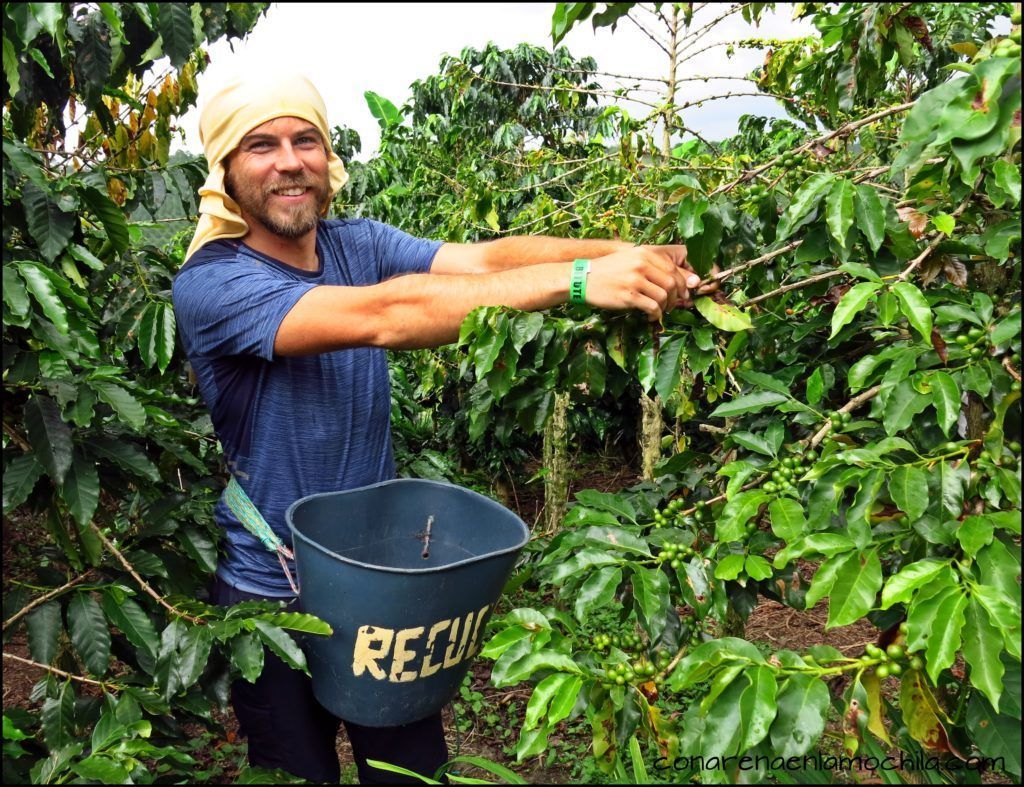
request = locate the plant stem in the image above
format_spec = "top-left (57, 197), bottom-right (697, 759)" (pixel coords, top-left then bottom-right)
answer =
top-left (2, 571), bottom-right (96, 631)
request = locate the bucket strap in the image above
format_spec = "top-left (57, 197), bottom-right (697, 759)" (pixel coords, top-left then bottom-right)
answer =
top-left (223, 477), bottom-right (299, 595)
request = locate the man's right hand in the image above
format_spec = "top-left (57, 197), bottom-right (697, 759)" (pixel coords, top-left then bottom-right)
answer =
top-left (587, 246), bottom-right (703, 322)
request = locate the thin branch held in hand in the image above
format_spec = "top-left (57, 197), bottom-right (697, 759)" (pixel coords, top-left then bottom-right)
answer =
top-left (745, 270), bottom-right (846, 307)
top-left (710, 241), bottom-right (804, 283)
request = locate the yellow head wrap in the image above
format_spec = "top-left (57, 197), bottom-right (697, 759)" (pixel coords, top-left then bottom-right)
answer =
top-left (184, 73), bottom-right (349, 262)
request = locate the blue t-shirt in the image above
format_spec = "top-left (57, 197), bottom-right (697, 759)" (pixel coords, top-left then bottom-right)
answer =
top-left (172, 218), bottom-right (442, 596)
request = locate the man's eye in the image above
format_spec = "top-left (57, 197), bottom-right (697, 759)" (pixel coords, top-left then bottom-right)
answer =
top-left (298, 136), bottom-right (318, 145)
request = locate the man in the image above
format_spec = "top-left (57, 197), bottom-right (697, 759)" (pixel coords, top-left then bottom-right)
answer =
top-left (172, 73), bottom-right (715, 783)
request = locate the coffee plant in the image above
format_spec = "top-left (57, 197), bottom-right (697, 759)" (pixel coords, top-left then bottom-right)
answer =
top-left (3, 1), bottom-right (1021, 784)
top-left (470, 3), bottom-right (1021, 783)
top-left (2, 5), bottom-right (336, 784)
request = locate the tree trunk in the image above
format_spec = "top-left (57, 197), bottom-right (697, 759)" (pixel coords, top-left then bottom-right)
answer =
top-left (636, 6), bottom-right (679, 482)
top-left (639, 392), bottom-right (663, 480)
top-left (722, 603), bottom-right (746, 638)
top-left (542, 391), bottom-right (571, 535)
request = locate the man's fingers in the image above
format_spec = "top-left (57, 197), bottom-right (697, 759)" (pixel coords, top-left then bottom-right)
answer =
top-left (633, 291), bottom-right (663, 322)
top-left (634, 280), bottom-right (670, 319)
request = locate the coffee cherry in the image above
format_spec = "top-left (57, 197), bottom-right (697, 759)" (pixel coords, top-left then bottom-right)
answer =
top-left (886, 644), bottom-right (905, 660)
top-left (909, 656), bottom-right (925, 671)
top-left (876, 665), bottom-right (890, 679)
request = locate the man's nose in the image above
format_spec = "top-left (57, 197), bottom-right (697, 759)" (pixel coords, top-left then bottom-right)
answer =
top-left (274, 141), bottom-right (303, 171)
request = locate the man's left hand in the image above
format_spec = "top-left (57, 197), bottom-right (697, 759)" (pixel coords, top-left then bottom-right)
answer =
top-left (642, 245), bottom-right (720, 309)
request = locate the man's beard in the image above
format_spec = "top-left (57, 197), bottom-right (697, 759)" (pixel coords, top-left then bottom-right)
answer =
top-left (225, 166), bottom-right (331, 239)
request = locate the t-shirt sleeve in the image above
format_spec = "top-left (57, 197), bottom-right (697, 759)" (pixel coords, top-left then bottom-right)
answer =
top-left (366, 219), bottom-right (443, 280)
top-left (172, 259), bottom-right (317, 360)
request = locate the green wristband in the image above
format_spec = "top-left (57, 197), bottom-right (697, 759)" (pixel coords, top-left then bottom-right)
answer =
top-left (570, 258), bottom-right (590, 305)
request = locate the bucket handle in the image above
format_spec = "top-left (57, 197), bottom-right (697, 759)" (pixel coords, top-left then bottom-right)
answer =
top-left (224, 477), bottom-right (300, 595)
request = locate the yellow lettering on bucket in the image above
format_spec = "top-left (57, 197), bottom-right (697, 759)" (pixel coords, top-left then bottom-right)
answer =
top-left (351, 609), bottom-right (491, 682)
top-left (443, 611), bottom-right (473, 668)
top-left (467, 604), bottom-right (490, 657)
top-left (390, 626), bottom-right (424, 683)
top-left (352, 625), bottom-right (393, 679)
top-left (419, 619), bottom-right (451, 679)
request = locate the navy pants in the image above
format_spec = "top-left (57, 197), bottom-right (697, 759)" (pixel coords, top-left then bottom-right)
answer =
top-left (210, 577), bottom-right (449, 784)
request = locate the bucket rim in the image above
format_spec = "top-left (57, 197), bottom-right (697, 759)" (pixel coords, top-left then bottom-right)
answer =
top-left (285, 478), bottom-right (530, 575)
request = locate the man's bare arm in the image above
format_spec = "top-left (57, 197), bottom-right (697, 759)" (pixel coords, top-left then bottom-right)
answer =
top-left (431, 236), bottom-right (632, 275)
top-left (274, 246), bottom-right (684, 356)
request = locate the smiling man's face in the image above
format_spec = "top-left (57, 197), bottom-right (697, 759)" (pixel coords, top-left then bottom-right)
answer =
top-left (225, 116), bottom-right (331, 239)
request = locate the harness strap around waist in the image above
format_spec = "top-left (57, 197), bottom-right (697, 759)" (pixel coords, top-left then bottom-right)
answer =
top-left (223, 477), bottom-right (299, 595)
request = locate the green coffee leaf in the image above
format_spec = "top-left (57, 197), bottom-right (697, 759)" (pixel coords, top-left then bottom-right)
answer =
top-left (709, 391), bottom-right (788, 418)
top-left (21, 181), bottom-right (76, 262)
top-left (24, 394), bottom-right (73, 484)
top-left (853, 184), bottom-right (886, 253)
top-left (769, 673), bottom-right (829, 757)
top-left (230, 632), bottom-right (265, 684)
top-left (137, 302), bottom-right (176, 372)
top-left (825, 179), bottom-right (855, 247)
top-left (18, 261), bottom-right (69, 332)
top-left (826, 549), bottom-right (882, 628)
top-left (632, 566), bottom-right (671, 641)
top-left (3, 453), bottom-right (44, 513)
top-left (930, 371), bottom-right (961, 437)
top-left (963, 598), bottom-right (1005, 711)
top-left (924, 589), bottom-right (968, 683)
top-left (156, 2), bottom-right (195, 69)
top-left (769, 498), bottom-right (806, 543)
top-left (59, 452), bottom-right (100, 527)
top-left (883, 379), bottom-right (931, 436)
top-left (830, 282), bottom-right (881, 339)
top-left (881, 560), bottom-right (951, 609)
top-left (694, 297), bottom-right (752, 332)
top-left (574, 566), bottom-right (622, 624)
top-left (26, 602), bottom-right (62, 665)
top-left (253, 620), bottom-right (308, 674)
top-left (888, 465), bottom-right (928, 521)
top-left (69, 593), bottom-right (110, 676)
top-left (101, 593), bottom-right (159, 663)
top-left (892, 281), bottom-right (933, 342)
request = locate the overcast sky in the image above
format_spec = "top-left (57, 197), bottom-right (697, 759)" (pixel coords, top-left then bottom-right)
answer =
top-left (173, 3), bottom-right (815, 160)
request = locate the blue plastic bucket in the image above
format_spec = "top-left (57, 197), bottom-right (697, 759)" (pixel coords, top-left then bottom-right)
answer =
top-left (286, 478), bottom-right (529, 727)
